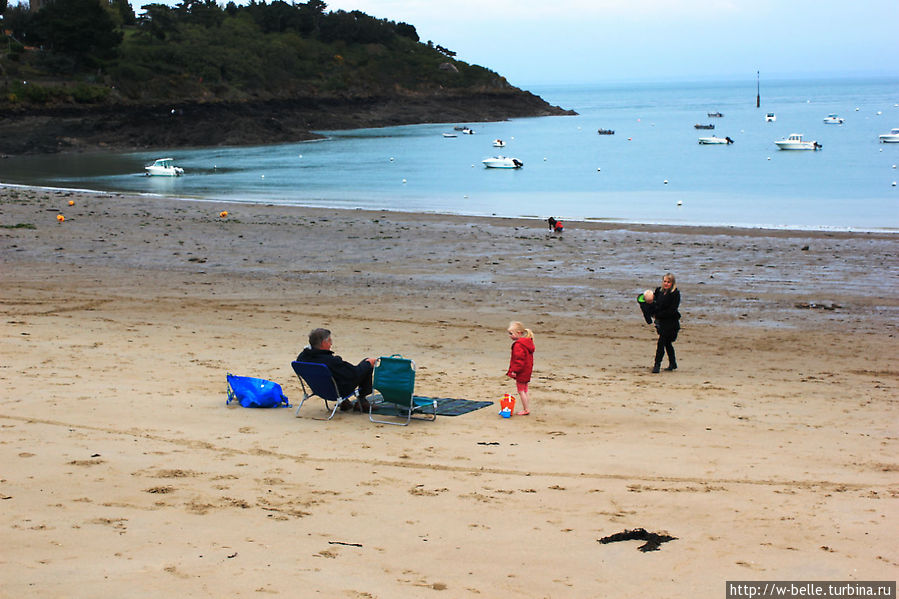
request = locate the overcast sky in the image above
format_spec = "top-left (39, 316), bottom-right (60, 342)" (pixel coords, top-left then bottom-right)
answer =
top-left (125, 0), bottom-right (899, 86)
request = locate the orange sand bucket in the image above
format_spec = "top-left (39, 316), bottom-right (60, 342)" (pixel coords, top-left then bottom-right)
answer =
top-left (499, 393), bottom-right (515, 418)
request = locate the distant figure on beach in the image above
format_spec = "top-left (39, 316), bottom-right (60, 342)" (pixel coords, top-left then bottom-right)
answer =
top-left (641, 274), bottom-right (681, 373)
top-left (506, 321), bottom-right (535, 415)
top-left (547, 217), bottom-right (564, 234)
top-left (296, 328), bottom-right (375, 412)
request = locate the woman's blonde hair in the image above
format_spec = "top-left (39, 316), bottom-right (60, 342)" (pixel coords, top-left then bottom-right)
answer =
top-left (508, 321), bottom-right (534, 339)
top-left (663, 273), bottom-right (677, 291)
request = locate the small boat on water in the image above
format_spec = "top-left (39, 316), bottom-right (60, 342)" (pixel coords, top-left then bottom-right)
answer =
top-left (694, 123), bottom-right (715, 130)
top-left (823, 114), bottom-right (844, 124)
top-left (708, 111), bottom-right (724, 118)
top-left (482, 156), bottom-right (523, 169)
top-left (145, 158), bottom-right (184, 176)
top-left (774, 133), bottom-right (821, 151)
top-left (878, 128), bottom-right (899, 143)
top-left (454, 126), bottom-right (474, 134)
top-left (698, 136), bottom-right (734, 145)
top-left (765, 113), bottom-right (776, 122)
top-left (597, 128), bottom-right (615, 135)
top-left (493, 139), bottom-right (506, 147)
top-left (443, 133), bottom-right (457, 138)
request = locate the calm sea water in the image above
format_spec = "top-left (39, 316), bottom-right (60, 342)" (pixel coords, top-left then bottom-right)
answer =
top-left (2, 77), bottom-right (898, 231)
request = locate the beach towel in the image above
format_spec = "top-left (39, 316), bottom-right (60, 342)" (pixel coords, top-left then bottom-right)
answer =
top-left (226, 373), bottom-right (290, 408)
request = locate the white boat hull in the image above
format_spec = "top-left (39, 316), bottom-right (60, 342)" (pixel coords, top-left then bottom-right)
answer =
top-left (775, 134), bottom-right (821, 151)
top-left (145, 166), bottom-right (184, 176)
top-left (482, 156), bottom-right (523, 169)
top-left (879, 134), bottom-right (899, 143)
top-left (145, 158), bottom-right (184, 176)
top-left (698, 136), bottom-right (733, 145)
top-left (774, 141), bottom-right (820, 150)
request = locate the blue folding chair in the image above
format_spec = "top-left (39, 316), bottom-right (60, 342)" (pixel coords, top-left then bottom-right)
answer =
top-left (369, 355), bottom-right (437, 426)
top-left (291, 361), bottom-right (356, 421)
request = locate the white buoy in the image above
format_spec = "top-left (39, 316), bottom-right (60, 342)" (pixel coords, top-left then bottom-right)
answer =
top-left (892, 181), bottom-right (897, 187)
top-left (767, 157), bottom-right (771, 160)
top-left (402, 178), bottom-right (407, 184)
top-left (261, 174), bottom-right (265, 178)
top-left (390, 157), bottom-right (395, 161)
top-left (892, 164), bottom-right (896, 169)
top-left (596, 167), bottom-right (601, 172)
top-left (663, 179), bottom-right (668, 185)
top-left (676, 200), bottom-right (683, 206)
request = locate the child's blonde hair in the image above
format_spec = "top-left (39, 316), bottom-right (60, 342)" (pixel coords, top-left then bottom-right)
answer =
top-left (508, 321), bottom-right (534, 339)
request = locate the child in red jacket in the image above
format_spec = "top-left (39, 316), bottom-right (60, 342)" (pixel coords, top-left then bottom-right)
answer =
top-left (506, 321), bottom-right (535, 415)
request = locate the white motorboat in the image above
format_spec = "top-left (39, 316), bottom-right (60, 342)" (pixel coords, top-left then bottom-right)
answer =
top-left (454, 126), bottom-right (474, 134)
top-left (765, 113), bottom-right (776, 122)
top-left (698, 136), bottom-right (734, 145)
top-left (879, 128), bottom-right (899, 143)
top-left (443, 133), bottom-right (457, 138)
top-left (823, 114), bottom-right (844, 124)
top-left (482, 156), bottom-right (523, 169)
top-left (145, 158), bottom-right (184, 176)
top-left (493, 139), bottom-right (505, 147)
top-left (774, 133), bottom-right (821, 151)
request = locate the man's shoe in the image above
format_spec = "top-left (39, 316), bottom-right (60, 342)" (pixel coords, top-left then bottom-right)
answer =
top-left (339, 399), bottom-right (353, 411)
top-left (358, 397), bottom-right (371, 413)
top-left (651, 365), bottom-right (661, 373)
top-left (664, 364), bottom-right (677, 371)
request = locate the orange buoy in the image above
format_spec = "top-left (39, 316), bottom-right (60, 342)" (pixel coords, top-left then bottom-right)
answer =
top-left (68, 200), bottom-right (74, 206)
top-left (219, 211), bottom-right (228, 218)
top-left (57, 214), bottom-right (65, 222)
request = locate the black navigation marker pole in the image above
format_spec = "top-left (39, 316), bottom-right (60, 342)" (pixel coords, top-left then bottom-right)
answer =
top-left (756, 71), bottom-right (761, 108)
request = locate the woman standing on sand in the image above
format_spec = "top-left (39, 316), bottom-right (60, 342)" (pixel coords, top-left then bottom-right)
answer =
top-left (506, 321), bottom-right (535, 415)
top-left (647, 273), bottom-right (681, 373)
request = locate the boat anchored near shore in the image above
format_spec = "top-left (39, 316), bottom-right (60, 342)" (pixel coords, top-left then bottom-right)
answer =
top-left (698, 136), bottom-right (734, 145)
top-left (482, 156), bottom-right (523, 169)
top-left (774, 133), bottom-right (821, 151)
top-left (144, 158), bottom-right (184, 176)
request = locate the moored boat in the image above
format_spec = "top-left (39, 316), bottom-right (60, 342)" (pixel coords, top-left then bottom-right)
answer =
top-left (493, 139), bottom-right (506, 147)
top-left (765, 113), bottom-right (776, 122)
top-left (708, 111), bottom-right (724, 117)
top-left (823, 114), bottom-right (844, 124)
top-left (144, 158), bottom-right (184, 176)
top-left (698, 136), bottom-right (734, 145)
top-left (597, 128), bottom-right (615, 135)
top-left (879, 128), bottom-right (899, 143)
top-left (774, 133), bottom-right (821, 151)
top-left (482, 156), bottom-right (523, 169)
top-left (694, 123), bottom-right (715, 130)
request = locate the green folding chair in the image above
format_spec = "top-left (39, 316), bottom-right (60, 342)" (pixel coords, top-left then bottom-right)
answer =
top-left (369, 354), bottom-right (437, 426)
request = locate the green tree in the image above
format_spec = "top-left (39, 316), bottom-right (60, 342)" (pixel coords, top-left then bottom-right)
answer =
top-left (31, 0), bottom-right (123, 67)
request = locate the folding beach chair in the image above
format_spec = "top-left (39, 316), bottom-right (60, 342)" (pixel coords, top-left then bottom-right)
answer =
top-left (291, 361), bottom-right (356, 421)
top-left (369, 354), bottom-right (437, 426)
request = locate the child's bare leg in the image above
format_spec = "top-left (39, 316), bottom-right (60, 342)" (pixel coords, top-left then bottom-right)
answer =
top-left (516, 383), bottom-right (530, 415)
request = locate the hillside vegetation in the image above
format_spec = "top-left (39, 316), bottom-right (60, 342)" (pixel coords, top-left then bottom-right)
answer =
top-left (2, 0), bottom-right (517, 105)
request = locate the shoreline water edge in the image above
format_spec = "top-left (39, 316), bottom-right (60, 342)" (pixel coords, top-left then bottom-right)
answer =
top-left (2, 185), bottom-right (897, 597)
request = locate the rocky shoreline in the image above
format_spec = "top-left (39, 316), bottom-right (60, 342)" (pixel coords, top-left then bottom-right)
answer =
top-left (0, 90), bottom-right (575, 155)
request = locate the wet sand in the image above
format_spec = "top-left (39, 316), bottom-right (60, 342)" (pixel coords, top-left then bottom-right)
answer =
top-left (2, 186), bottom-right (897, 597)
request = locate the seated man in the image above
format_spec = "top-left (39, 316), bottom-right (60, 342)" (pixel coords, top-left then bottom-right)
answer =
top-left (297, 328), bottom-right (375, 412)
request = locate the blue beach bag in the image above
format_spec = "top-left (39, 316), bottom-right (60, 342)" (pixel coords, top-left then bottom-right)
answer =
top-left (226, 373), bottom-right (290, 408)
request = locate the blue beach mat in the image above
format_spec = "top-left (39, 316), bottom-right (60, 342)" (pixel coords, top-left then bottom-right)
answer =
top-left (369, 395), bottom-right (492, 417)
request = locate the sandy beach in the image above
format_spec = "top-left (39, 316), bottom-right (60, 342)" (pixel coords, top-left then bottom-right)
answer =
top-left (1, 185), bottom-right (897, 597)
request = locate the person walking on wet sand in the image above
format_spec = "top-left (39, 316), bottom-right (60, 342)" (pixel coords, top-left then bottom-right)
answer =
top-left (644, 273), bottom-right (681, 373)
top-left (506, 321), bottom-right (535, 415)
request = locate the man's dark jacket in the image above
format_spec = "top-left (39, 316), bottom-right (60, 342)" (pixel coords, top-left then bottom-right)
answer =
top-left (296, 347), bottom-right (372, 397)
